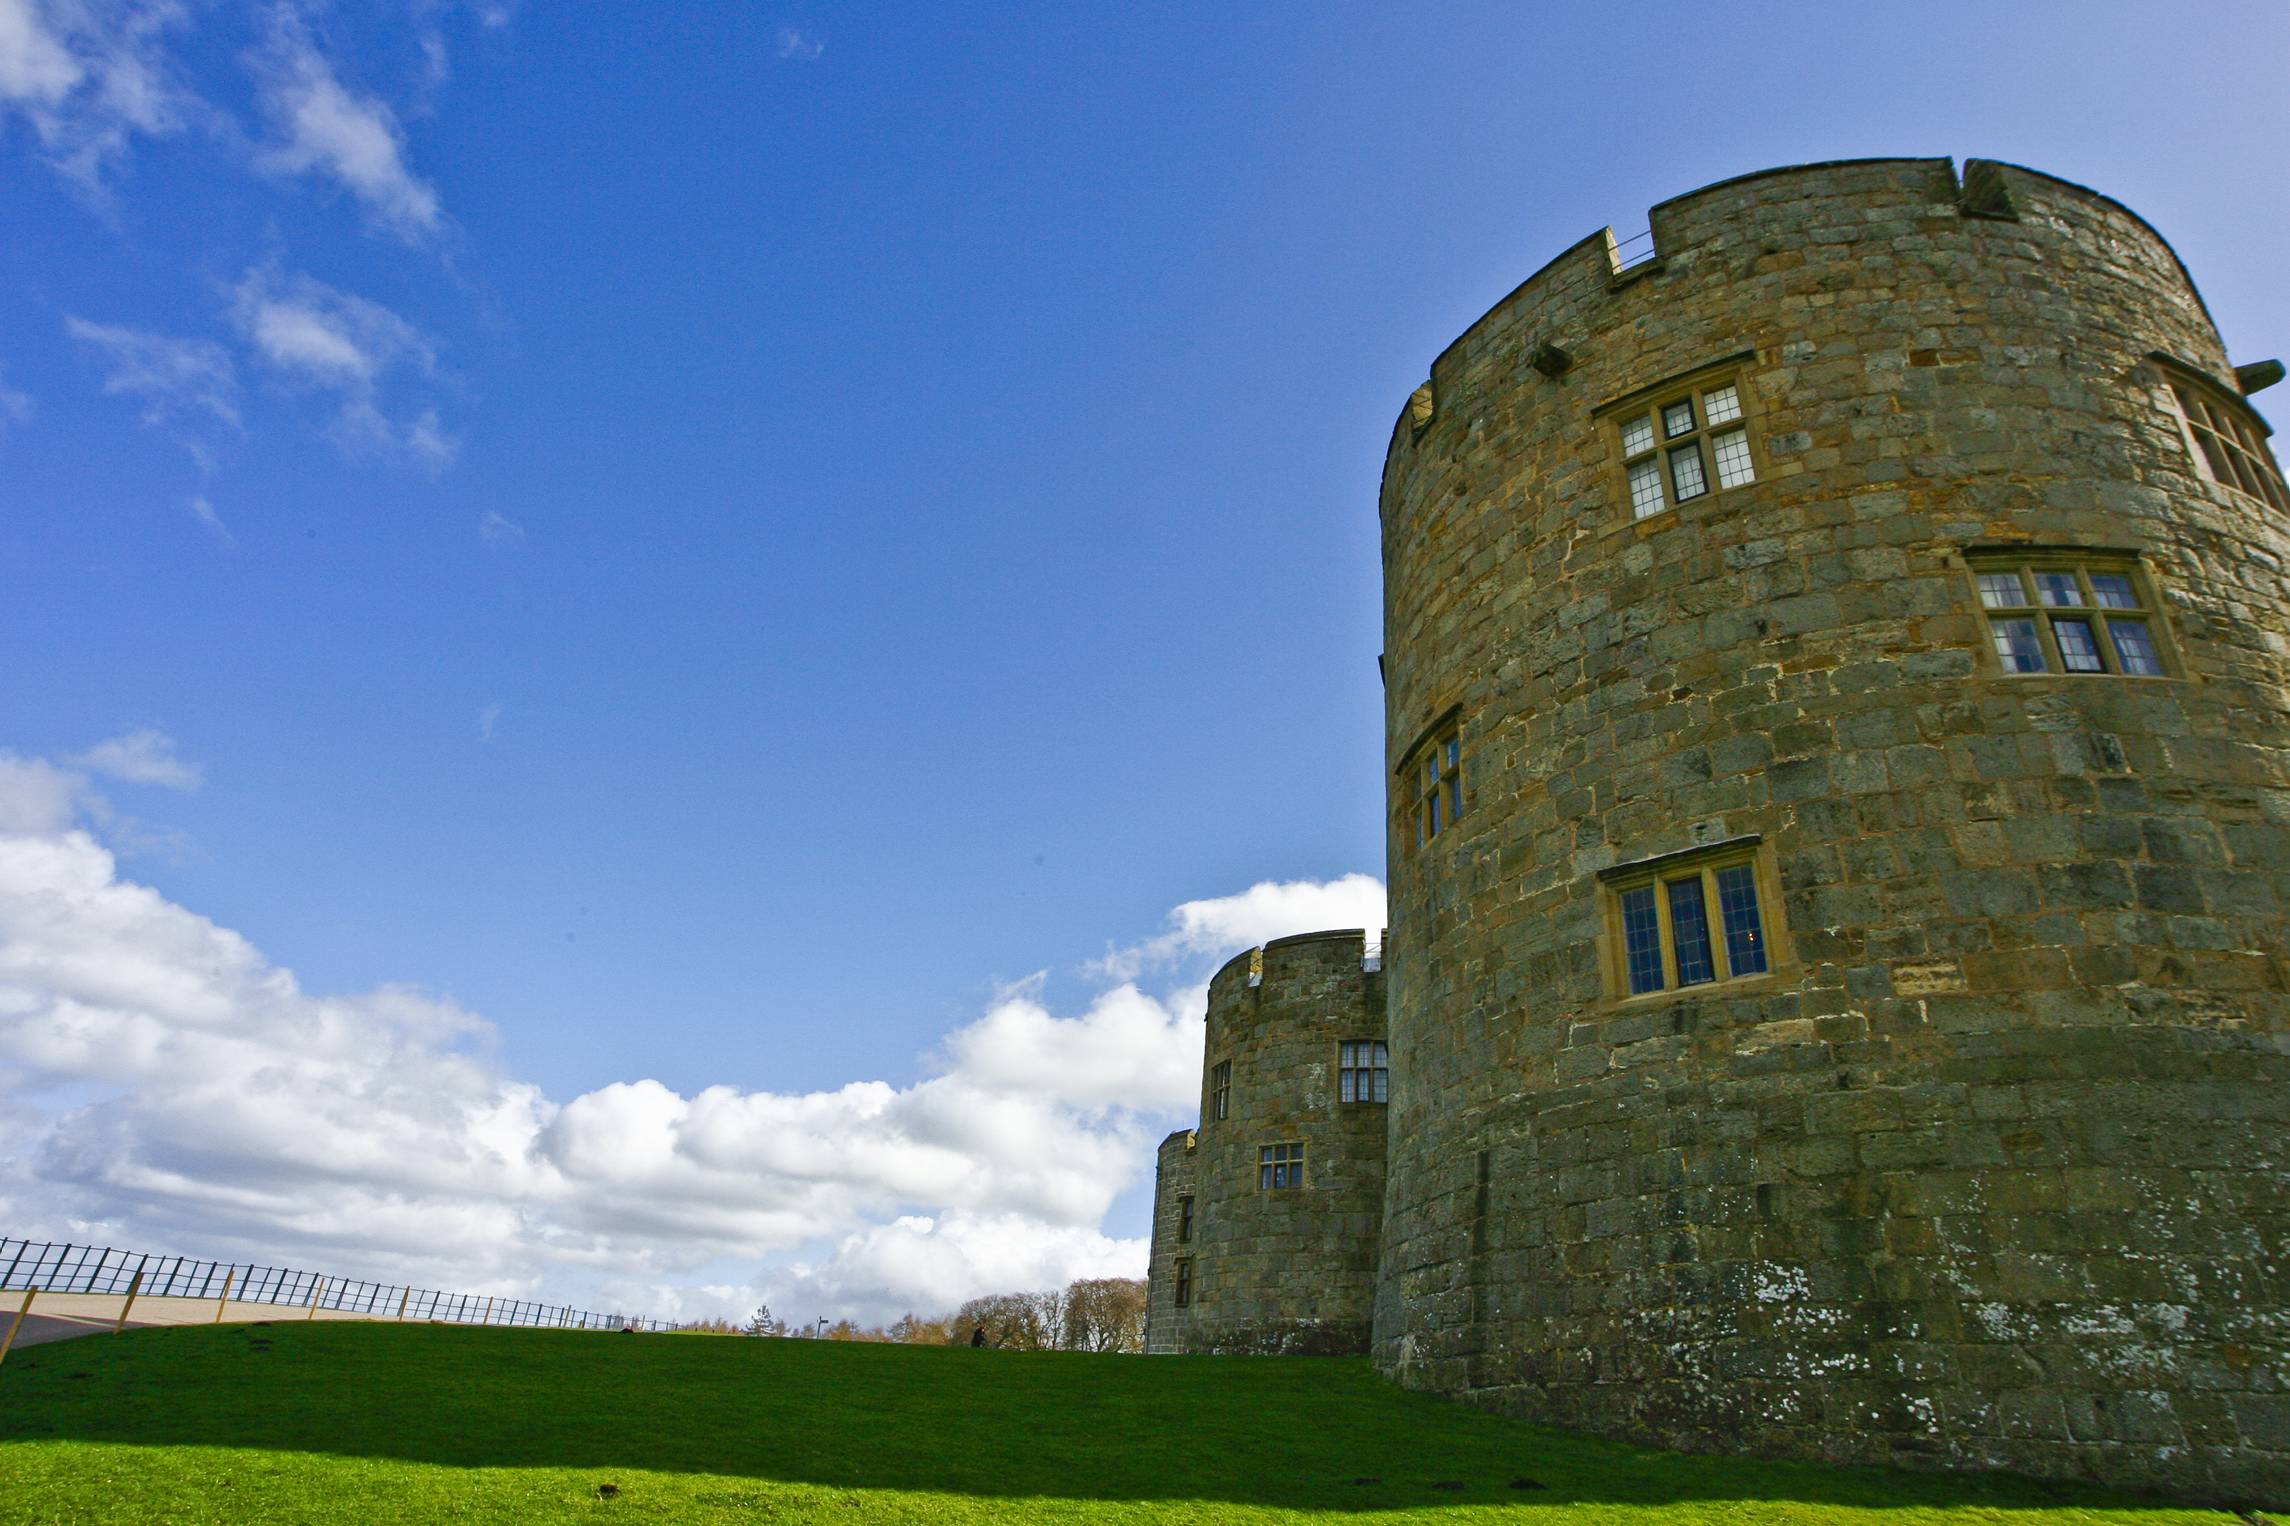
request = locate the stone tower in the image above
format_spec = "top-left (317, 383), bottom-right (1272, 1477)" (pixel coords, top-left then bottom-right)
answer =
top-left (1375, 158), bottom-right (2288, 1498)
top-left (1143, 930), bottom-right (1387, 1354)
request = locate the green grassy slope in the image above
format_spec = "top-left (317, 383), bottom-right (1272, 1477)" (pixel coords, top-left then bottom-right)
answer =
top-left (0, 1322), bottom-right (2235, 1523)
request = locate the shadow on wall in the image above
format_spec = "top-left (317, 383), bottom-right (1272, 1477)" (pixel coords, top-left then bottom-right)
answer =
top-left (0, 1322), bottom-right (2218, 1515)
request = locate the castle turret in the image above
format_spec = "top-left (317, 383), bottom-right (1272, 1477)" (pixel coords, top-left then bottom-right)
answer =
top-left (1376, 157), bottom-right (2288, 1500)
top-left (1144, 929), bottom-right (1387, 1353)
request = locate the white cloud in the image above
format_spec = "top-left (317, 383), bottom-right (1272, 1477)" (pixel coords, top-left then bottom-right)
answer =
top-left (71, 727), bottom-right (200, 790)
top-left (229, 264), bottom-right (452, 466)
top-left (0, 752), bottom-right (88, 835)
top-left (253, 7), bottom-right (441, 239)
top-left (187, 494), bottom-right (233, 545)
top-left (775, 27), bottom-right (822, 61)
top-left (0, 0), bottom-right (82, 104)
top-left (477, 508), bottom-right (522, 547)
top-left (0, 745), bottom-right (1358, 1317)
top-left (477, 701), bottom-right (500, 742)
top-left (1091, 872), bottom-right (1388, 980)
top-left (65, 315), bottom-right (239, 431)
top-left (0, 0), bottom-right (190, 190)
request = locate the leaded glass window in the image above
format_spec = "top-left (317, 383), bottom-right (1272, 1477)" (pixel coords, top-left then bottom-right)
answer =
top-left (1969, 556), bottom-right (2172, 678)
top-left (2173, 382), bottom-right (2289, 511)
top-left (1259, 1143), bottom-right (1305, 1190)
top-left (1612, 375), bottom-right (1757, 521)
top-left (1339, 1040), bottom-right (1388, 1104)
top-left (1607, 848), bottom-right (1780, 998)
top-left (1415, 725), bottom-right (1463, 844)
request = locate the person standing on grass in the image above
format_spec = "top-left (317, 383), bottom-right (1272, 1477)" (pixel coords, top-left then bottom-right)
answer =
top-left (969, 1325), bottom-right (987, 1348)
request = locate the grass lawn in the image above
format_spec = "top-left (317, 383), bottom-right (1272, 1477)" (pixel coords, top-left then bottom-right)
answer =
top-left (0, 1321), bottom-right (2241, 1523)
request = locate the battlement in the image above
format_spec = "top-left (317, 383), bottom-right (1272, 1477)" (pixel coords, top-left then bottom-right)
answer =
top-left (1388, 156), bottom-right (2222, 462)
top-left (1206, 928), bottom-right (1386, 1014)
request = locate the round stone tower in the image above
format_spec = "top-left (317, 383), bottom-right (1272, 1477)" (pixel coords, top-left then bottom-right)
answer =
top-left (1179, 929), bottom-right (1387, 1354)
top-left (1375, 157), bottom-right (2288, 1499)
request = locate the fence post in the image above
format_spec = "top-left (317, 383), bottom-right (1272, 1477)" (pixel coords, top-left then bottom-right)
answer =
top-left (0, 1288), bottom-right (36, 1367)
top-left (396, 1286), bottom-right (411, 1321)
top-left (307, 1275), bottom-right (326, 1321)
top-left (481, 1294), bottom-right (495, 1326)
top-left (214, 1267), bottom-right (236, 1324)
top-left (113, 1259), bottom-right (149, 1335)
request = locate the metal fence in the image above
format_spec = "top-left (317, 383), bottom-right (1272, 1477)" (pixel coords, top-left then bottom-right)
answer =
top-left (0, 1237), bottom-right (665, 1332)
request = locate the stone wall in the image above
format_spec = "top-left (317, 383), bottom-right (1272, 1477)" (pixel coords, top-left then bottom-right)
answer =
top-left (1375, 157), bottom-right (2290, 1502)
top-left (1150, 929), bottom-right (1388, 1354)
top-left (1142, 1128), bottom-right (1197, 1355)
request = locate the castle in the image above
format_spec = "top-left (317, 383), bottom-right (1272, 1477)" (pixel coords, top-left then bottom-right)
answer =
top-left (1143, 158), bottom-right (2288, 1503)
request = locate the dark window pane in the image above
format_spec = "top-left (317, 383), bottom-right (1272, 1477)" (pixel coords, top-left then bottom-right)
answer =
top-left (2054, 618), bottom-right (2105, 673)
top-left (1621, 886), bottom-right (1664, 994)
top-left (1667, 877), bottom-right (1716, 985)
top-left (1669, 442), bottom-right (1707, 500)
top-left (1340, 1071), bottom-right (1356, 1103)
top-left (2088, 574), bottom-right (2138, 610)
top-left (1716, 865), bottom-right (1767, 976)
top-left (1662, 400), bottom-right (1695, 437)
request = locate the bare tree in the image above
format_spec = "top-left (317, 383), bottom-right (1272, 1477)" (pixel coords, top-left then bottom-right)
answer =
top-left (1029, 1288), bottom-right (1069, 1351)
top-left (1062, 1278), bottom-right (1147, 1353)
top-left (953, 1291), bottom-right (1048, 1349)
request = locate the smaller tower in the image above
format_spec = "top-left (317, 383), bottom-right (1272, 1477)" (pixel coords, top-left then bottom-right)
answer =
top-left (1142, 929), bottom-right (1388, 1353)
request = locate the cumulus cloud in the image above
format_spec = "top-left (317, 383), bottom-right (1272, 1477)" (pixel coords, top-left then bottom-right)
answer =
top-left (0, 0), bottom-right (191, 190)
top-left (229, 264), bottom-right (453, 466)
top-left (252, 7), bottom-right (441, 238)
top-left (1090, 873), bottom-right (1388, 981)
top-left (0, 742), bottom-right (1361, 1316)
top-left (64, 315), bottom-right (239, 432)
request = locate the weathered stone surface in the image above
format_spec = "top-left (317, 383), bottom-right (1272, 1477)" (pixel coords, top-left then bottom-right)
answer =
top-left (1144, 931), bottom-right (1387, 1355)
top-left (1375, 157), bottom-right (2290, 1503)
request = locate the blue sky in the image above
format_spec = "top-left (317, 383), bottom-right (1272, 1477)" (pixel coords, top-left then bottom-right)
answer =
top-left (2, 0), bottom-right (2286, 1321)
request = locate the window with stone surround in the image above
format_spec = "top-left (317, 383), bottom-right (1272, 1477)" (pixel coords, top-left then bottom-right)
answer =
top-left (1968, 553), bottom-right (2171, 678)
top-left (1413, 725), bottom-right (1462, 844)
top-left (2169, 375), bottom-right (2288, 511)
top-left (1210, 1060), bottom-right (1232, 1121)
top-left (1258, 1142), bottom-right (1305, 1190)
top-left (1173, 1256), bottom-right (1193, 1306)
top-left (1339, 1040), bottom-right (1388, 1103)
top-left (1599, 841), bottom-right (1783, 1000)
top-left (1178, 1195), bottom-right (1194, 1242)
top-left (1607, 371), bottom-right (1758, 522)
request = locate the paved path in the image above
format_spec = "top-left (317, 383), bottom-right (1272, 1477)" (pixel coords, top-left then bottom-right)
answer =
top-left (2, 1293), bottom-right (406, 1351)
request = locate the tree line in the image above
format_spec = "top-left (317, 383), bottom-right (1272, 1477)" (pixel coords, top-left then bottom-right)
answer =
top-left (679, 1277), bottom-right (1147, 1353)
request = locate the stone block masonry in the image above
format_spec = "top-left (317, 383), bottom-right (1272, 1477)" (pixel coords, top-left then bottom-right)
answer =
top-left (1140, 156), bottom-right (2285, 1505)
top-left (1144, 931), bottom-right (1387, 1355)
top-left (1375, 157), bottom-right (2288, 1503)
